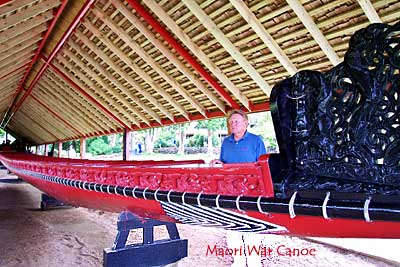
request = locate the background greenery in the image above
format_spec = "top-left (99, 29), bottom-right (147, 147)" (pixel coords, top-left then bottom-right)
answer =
top-left (6, 111), bottom-right (278, 158)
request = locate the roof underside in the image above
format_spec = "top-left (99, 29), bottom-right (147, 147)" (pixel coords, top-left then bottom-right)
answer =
top-left (0, 0), bottom-right (399, 145)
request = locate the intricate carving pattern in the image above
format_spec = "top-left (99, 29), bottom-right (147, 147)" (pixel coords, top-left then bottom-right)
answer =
top-left (271, 22), bottom-right (400, 193)
top-left (5, 158), bottom-right (272, 197)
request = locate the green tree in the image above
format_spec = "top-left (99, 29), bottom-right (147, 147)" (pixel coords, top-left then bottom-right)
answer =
top-left (143, 127), bottom-right (159, 153)
top-left (177, 123), bottom-right (189, 154)
top-left (154, 125), bottom-right (177, 148)
top-left (196, 118), bottom-right (226, 155)
top-left (248, 112), bottom-right (278, 151)
top-left (87, 138), bottom-right (112, 155)
top-left (62, 140), bottom-right (80, 153)
top-left (188, 133), bottom-right (205, 147)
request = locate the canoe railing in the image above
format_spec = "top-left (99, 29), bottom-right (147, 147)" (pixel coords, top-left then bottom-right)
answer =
top-left (0, 152), bottom-right (274, 198)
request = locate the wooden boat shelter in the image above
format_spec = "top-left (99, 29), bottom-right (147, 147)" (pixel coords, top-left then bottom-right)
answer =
top-left (1, 0), bottom-right (399, 149)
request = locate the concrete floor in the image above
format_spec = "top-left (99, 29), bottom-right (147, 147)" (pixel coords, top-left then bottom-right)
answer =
top-left (1, 170), bottom-right (399, 267)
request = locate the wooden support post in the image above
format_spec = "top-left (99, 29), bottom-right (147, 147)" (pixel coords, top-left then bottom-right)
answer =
top-left (58, 142), bottom-right (62, 157)
top-left (123, 129), bottom-right (130, 161)
top-left (80, 138), bottom-right (86, 159)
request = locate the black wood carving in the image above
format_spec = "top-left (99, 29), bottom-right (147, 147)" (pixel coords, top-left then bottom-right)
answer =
top-left (270, 21), bottom-right (400, 196)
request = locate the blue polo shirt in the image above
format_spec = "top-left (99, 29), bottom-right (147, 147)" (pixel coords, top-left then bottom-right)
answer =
top-left (219, 131), bottom-right (266, 163)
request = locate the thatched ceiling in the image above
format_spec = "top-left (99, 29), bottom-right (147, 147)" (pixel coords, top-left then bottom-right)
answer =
top-left (0, 0), bottom-right (399, 145)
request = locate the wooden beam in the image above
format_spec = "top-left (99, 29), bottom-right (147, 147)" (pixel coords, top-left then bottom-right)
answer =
top-left (182, 0), bottom-right (272, 97)
top-left (1, 0), bottom-right (95, 128)
top-left (357, 0), bottom-right (382, 23)
top-left (92, 7), bottom-right (200, 119)
top-left (76, 24), bottom-right (169, 124)
top-left (83, 17), bottom-right (188, 122)
top-left (29, 90), bottom-right (84, 137)
top-left (126, 0), bottom-right (241, 111)
top-left (230, 0), bottom-right (298, 76)
top-left (80, 138), bottom-right (86, 159)
top-left (144, 0), bottom-right (251, 110)
top-left (36, 78), bottom-right (102, 134)
top-left (286, 0), bottom-right (341, 66)
top-left (60, 46), bottom-right (143, 127)
top-left (115, 0), bottom-right (227, 115)
top-left (123, 129), bottom-right (129, 161)
top-left (20, 98), bottom-right (73, 140)
top-left (50, 60), bottom-right (131, 131)
top-left (0, 17), bottom-right (49, 47)
top-left (0, 0), bottom-right (60, 32)
top-left (43, 69), bottom-right (116, 133)
top-left (58, 142), bottom-right (62, 157)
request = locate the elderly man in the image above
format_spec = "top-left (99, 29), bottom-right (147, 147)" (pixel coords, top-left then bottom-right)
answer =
top-left (211, 109), bottom-right (266, 165)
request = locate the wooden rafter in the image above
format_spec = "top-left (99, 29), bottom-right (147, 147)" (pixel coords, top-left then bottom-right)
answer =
top-left (182, 0), bottom-right (273, 96)
top-left (67, 36), bottom-right (153, 126)
top-left (0, 0), bottom-right (59, 32)
top-left (91, 7), bottom-right (198, 119)
top-left (286, 0), bottom-right (341, 66)
top-left (116, 0), bottom-right (227, 114)
top-left (144, 0), bottom-right (251, 110)
top-left (0, 0), bottom-right (399, 145)
top-left (357, 0), bottom-right (382, 23)
top-left (80, 20), bottom-right (175, 123)
top-left (230, 0), bottom-right (298, 76)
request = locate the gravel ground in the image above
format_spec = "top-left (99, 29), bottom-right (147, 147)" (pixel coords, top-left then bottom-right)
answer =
top-left (0, 170), bottom-right (399, 267)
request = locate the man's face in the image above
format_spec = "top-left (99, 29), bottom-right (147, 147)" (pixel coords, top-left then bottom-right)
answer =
top-left (229, 113), bottom-right (248, 137)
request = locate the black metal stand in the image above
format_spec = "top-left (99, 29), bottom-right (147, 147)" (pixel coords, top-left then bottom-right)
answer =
top-left (103, 211), bottom-right (188, 267)
top-left (40, 194), bottom-right (72, 210)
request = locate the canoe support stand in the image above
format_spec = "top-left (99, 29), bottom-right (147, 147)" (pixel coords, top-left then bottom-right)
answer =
top-left (40, 193), bottom-right (72, 210)
top-left (103, 211), bottom-right (188, 267)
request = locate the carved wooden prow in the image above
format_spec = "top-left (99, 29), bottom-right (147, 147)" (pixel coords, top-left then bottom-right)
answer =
top-left (269, 22), bottom-right (400, 196)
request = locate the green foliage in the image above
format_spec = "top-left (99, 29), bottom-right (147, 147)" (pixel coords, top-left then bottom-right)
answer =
top-left (57, 112), bottom-right (278, 157)
top-left (85, 135), bottom-right (122, 156)
top-left (88, 138), bottom-right (112, 155)
top-left (154, 125), bottom-right (178, 148)
top-left (211, 134), bottom-right (219, 146)
top-left (62, 140), bottom-right (80, 152)
top-left (187, 134), bottom-right (205, 147)
top-left (196, 117), bottom-right (226, 130)
top-left (248, 112), bottom-right (278, 151)
top-left (112, 146), bottom-right (122, 154)
top-left (193, 117), bottom-right (226, 149)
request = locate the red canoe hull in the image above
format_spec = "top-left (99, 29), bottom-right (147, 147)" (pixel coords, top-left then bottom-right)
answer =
top-left (2, 152), bottom-right (400, 238)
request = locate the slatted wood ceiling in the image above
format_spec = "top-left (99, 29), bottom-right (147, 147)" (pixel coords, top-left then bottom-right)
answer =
top-left (0, 0), bottom-right (398, 145)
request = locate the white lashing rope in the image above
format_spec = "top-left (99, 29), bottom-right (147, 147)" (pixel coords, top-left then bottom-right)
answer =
top-left (236, 195), bottom-right (243, 212)
top-left (257, 195), bottom-right (267, 214)
top-left (167, 190), bottom-right (172, 202)
top-left (289, 191), bottom-right (298, 219)
top-left (322, 192), bottom-right (331, 219)
top-left (215, 194), bottom-right (221, 209)
top-left (181, 191), bottom-right (187, 205)
top-left (143, 187), bottom-right (148, 200)
top-left (197, 192), bottom-right (203, 207)
top-left (132, 186), bottom-right (138, 198)
top-left (364, 196), bottom-right (372, 222)
top-left (154, 188), bottom-right (161, 201)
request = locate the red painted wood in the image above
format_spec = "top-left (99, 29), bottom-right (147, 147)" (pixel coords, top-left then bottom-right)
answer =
top-left (1, 152), bottom-right (273, 197)
top-left (2, 152), bottom-right (398, 238)
top-left (246, 211), bottom-right (400, 238)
